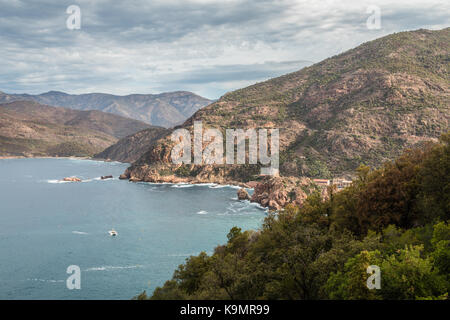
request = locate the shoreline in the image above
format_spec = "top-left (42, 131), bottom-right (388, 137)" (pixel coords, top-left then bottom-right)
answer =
top-left (126, 176), bottom-right (254, 189)
top-left (0, 155), bottom-right (90, 160)
top-left (0, 155), bottom-right (128, 164)
top-left (0, 155), bottom-right (273, 209)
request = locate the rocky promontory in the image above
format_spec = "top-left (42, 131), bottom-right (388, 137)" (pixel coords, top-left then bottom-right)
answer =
top-left (248, 176), bottom-right (316, 210)
top-left (119, 163), bottom-right (248, 186)
top-left (120, 162), bottom-right (323, 211)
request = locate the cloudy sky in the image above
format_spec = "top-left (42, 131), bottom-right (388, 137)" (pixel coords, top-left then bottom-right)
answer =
top-left (0, 0), bottom-right (448, 99)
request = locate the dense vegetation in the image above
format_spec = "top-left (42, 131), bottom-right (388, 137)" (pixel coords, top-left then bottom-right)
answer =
top-left (136, 133), bottom-right (449, 300)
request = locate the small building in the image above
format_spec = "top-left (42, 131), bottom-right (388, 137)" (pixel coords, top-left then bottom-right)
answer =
top-left (332, 178), bottom-right (352, 189)
top-left (313, 179), bottom-right (330, 186)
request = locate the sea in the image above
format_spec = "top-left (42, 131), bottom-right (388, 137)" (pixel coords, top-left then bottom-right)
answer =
top-left (0, 158), bottom-right (266, 299)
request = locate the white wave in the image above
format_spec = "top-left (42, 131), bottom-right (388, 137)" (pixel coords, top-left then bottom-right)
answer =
top-left (137, 181), bottom-right (173, 185)
top-left (208, 184), bottom-right (244, 190)
top-left (171, 183), bottom-right (194, 188)
top-left (208, 184), bottom-right (224, 188)
top-left (196, 210), bottom-right (208, 215)
top-left (84, 265), bottom-right (142, 272)
top-left (248, 201), bottom-right (268, 210)
top-left (193, 183), bottom-right (242, 189)
top-left (223, 199), bottom-right (268, 213)
top-left (137, 181), bottom-right (251, 191)
top-left (80, 177), bottom-right (102, 182)
top-left (27, 278), bottom-right (64, 283)
top-left (72, 231), bottom-right (88, 235)
top-left (46, 179), bottom-right (70, 184)
top-left (176, 183), bottom-right (216, 187)
top-left (227, 185), bottom-right (243, 190)
top-left (149, 187), bottom-right (164, 192)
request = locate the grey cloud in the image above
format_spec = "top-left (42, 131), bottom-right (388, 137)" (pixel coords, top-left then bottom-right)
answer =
top-left (0, 0), bottom-right (448, 99)
top-left (162, 60), bottom-right (314, 85)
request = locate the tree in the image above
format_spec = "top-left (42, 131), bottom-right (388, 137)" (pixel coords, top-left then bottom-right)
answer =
top-left (326, 244), bottom-right (448, 300)
top-left (418, 132), bottom-right (450, 223)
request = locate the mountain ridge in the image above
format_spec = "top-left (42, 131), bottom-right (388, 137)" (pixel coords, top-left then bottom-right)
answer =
top-left (94, 127), bottom-right (170, 163)
top-left (0, 90), bottom-right (213, 128)
top-left (0, 100), bottom-right (161, 157)
top-left (120, 28), bottom-right (449, 185)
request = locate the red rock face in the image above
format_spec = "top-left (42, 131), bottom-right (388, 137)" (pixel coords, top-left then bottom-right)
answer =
top-left (250, 176), bottom-right (314, 210)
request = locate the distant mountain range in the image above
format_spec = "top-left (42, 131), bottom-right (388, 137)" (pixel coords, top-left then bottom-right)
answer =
top-left (0, 100), bottom-right (158, 158)
top-left (0, 91), bottom-right (213, 128)
top-left (120, 28), bottom-right (449, 183)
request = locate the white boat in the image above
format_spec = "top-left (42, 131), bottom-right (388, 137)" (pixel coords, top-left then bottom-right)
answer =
top-left (108, 229), bottom-right (118, 236)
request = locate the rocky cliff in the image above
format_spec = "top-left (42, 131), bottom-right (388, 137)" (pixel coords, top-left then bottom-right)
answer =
top-left (249, 176), bottom-right (317, 210)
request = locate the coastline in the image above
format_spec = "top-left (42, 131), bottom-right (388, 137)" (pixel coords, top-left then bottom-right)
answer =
top-left (0, 155), bottom-right (269, 207)
top-left (0, 155), bottom-right (91, 160)
top-left (124, 174), bottom-right (254, 189)
top-left (1, 154), bottom-right (287, 213)
top-left (0, 155), bottom-right (124, 163)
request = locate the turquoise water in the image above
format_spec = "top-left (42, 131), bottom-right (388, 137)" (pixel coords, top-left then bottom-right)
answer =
top-left (0, 158), bottom-right (266, 299)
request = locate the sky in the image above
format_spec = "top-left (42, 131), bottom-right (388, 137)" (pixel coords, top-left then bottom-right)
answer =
top-left (0, 0), bottom-right (448, 99)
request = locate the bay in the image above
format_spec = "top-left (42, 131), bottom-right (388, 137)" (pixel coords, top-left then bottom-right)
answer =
top-left (0, 158), bottom-right (266, 299)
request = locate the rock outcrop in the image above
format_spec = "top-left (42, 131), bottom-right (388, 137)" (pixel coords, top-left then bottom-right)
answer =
top-left (63, 177), bottom-right (81, 182)
top-left (250, 176), bottom-right (315, 210)
top-left (237, 188), bottom-right (250, 200)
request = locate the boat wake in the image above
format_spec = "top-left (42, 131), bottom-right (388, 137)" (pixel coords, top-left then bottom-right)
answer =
top-left (72, 231), bottom-right (88, 235)
top-left (84, 265), bottom-right (143, 272)
top-left (46, 179), bottom-right (70, 184)
top-left (27, 278), bottom-right (64, 283)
